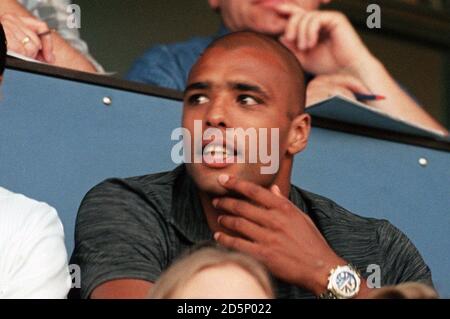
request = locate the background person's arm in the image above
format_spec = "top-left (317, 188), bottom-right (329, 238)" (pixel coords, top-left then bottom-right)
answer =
top-left (0, 0), bottom-right (97, 72)
top-left (275, 3), bottom-right (448, 135)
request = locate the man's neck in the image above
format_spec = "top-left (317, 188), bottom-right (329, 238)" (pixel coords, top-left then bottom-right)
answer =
top-left (198, 192), bottom-right (225, 235)
top-left (198, 162), bottom-right (293, 235)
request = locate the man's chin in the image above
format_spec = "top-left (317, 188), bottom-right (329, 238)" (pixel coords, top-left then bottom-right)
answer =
top-left (186, 164), bottom-right (230, 195)
top-left (196, 180), bottom-right (229, 196)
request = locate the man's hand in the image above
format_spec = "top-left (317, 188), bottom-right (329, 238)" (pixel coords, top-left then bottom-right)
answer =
top-left (273, 3), bottom-right (372, 76)
top-left (212, 174), bottom-right (346, 296)
top-left (272, 3), bottom-right (448, 134)
top-left (306, 73), bottom-right (371, 107)
top-left (1, 13), bottom-right (55, 63)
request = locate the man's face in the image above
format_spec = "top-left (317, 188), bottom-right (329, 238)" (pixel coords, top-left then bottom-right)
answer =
top-left (208, 0), bottom-right (330, 34)
top-left (182, 46), bottom-right (298, 195)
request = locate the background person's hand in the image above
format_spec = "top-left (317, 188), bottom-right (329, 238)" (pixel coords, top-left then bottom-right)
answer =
top-left (212, 175), bottom-right (347, 296)
top-left (0, 13), bottom-right (54, 63)
top-left (306, 73), bottom-right (371, 107)
top-left (274, 3), bottom-right (372, 76)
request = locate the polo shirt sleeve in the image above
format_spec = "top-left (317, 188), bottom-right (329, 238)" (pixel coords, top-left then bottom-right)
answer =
top-left (126, 45), bottom-right (186, 91)
top-left (377, 220), bottom-right (433, 287)
top-left (71, 178), bottom-right (170, 299)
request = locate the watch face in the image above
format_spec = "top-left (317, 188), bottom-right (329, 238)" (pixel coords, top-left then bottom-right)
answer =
top-left (330, 266), bottom-right (361, 298)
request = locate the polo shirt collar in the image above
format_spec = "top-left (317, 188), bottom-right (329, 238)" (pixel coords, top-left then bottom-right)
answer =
top-left (170, 166), bottom-right (213, 244)
top-left (169, 166), bottom-right (310, 244)
top-left (216, 24), bottom-right (230, 38)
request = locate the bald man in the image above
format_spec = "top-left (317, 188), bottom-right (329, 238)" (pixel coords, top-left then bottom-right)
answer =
top-left (72, 32), bottom-right (433, 299)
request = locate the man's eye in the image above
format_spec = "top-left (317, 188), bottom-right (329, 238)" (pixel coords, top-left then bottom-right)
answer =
top-left (188, 94), bottom-right (209, 105)
top-left (238, 95), bottom-right (260, 106)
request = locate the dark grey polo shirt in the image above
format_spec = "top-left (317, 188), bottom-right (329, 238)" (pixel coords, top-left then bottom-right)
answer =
top-left (70, 165), bottom-right (433, 299)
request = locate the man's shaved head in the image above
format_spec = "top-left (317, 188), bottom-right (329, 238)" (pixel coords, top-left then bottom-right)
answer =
top-left (195, 31), bottom-right (306, 116)
top-left (183, 31), bottom-right (311, 195)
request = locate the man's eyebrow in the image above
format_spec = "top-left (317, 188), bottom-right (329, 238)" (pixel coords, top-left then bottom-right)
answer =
top-left (184, 82), bottom-right (210, 95)
top-left (231, 82), bottom-right (270, 99)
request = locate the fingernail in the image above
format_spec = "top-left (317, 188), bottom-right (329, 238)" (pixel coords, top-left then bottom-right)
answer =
top-left (214, 232), bottom-right (220, 241)
top-left (217, 215), bottom-right (223, 224)
top-left (212, 198), bottom-right (219, 207)
top-left (218, 174), bottom-right (229, 185)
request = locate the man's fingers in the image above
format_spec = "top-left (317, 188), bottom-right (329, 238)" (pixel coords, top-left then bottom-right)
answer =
top-left (284, 12), bottom-right (301, 42)
top-left (1, 14), bottom-right (54, 62)
top-left (213, 197), bottom-right (273, 227)
top-left (272, 3), bottom-right (305, 16)
top-left (302, 13), bottom-right (317, 50)
top-left (20, 16), bottom-right (50, 34)
top-left (217, 174), bottom-right (285, 209)
top-left (1, 20), bottom-right (25, 55)
top-left (39, 32), bottom-right (55, 63)
top-left (306, 13), bottom-right (321, 49)
top-left (214, 231), bottom-right (260, 256)
top-left (12, 17), bottom-right (42, 50)
top-left (2, 20), bottom-right (39, 57)
top-left (217, 215), bottom-right (266, 242)
top-left (270, 185), bottom-right (283, 198)
top-left (20, 16), bottom-right (55, 63)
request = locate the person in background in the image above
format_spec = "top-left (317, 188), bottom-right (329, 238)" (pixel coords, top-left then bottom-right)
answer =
top-left (127, 0), bottom-right (448, 135)
top-left (0, 23), bottom-right (71, 299)
top-left (0, 0), bottom-right (103, 72)
top-left (150, 243), bottom-right (274, 299)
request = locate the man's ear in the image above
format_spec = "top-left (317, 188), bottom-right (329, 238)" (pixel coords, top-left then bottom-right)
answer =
top-left (208, 0), bottom-right (220, 10)
top-left (287, 113), bottom-right (311, 155)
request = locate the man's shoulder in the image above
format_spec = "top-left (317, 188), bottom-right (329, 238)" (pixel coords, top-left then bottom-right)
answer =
top-left (294, 187), bottom-right (433, 286)
top-left (127, 35), bottom-right (214, 89)
top-left (79, 166), bottom-right (185, 224)
top-left (142, 35), bottom-right (214, 61)
top-left (88, 166), bottom-right (181, 197)
top-left (0, 187), bottom-right (62, 238)
top-left (294, 186), bottom-right (387, 229)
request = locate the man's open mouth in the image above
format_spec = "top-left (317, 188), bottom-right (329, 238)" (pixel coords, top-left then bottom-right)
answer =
top-left (201, 139), bottom-right (240, 166)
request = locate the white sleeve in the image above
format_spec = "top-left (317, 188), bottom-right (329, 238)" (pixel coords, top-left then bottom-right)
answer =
top-left (21, 0), bottom-right (105, 73)
top-left (1, 197), bottom-right (71, 299)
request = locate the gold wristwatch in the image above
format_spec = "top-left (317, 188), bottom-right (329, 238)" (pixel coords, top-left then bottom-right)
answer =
top-left (319, 264), bottom-right (361, 299)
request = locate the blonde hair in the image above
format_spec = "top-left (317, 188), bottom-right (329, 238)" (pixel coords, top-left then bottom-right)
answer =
top-left (149, 243), bottom-right (274, 298)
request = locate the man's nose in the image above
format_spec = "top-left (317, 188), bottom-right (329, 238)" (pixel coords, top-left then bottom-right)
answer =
top-left (205, 97), bottom-right (228, 128)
